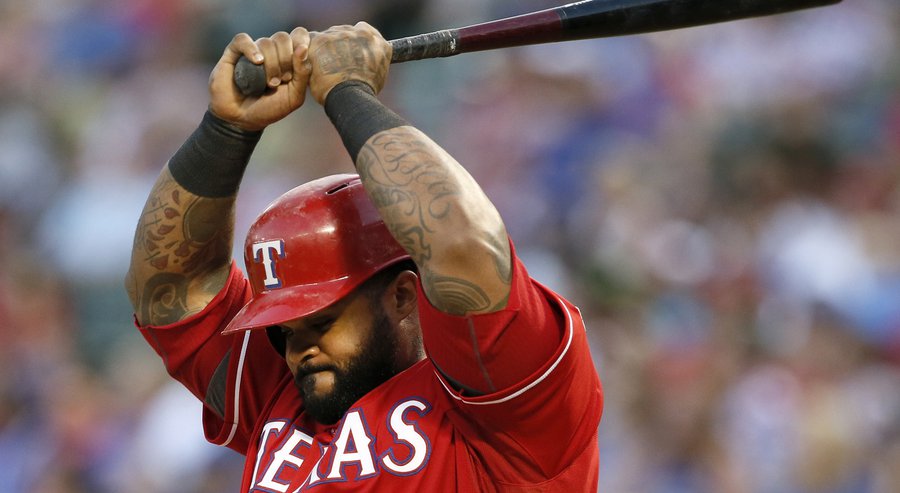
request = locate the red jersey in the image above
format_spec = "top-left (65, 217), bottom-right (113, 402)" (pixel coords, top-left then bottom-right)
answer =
top-left (138, 246), bottom-right (603, 491)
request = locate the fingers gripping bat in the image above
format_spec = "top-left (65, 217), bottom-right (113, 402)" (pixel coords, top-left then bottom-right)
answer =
top-left (234, 0), bottom-right (841, 97)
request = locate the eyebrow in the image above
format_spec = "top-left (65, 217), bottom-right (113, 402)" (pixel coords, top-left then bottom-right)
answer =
top-left (303, 305), bottom-right (343, 326)
top-left (304, 314), bottom-right (335, 326)
top-left (297, 289), bottom-right (360, 327)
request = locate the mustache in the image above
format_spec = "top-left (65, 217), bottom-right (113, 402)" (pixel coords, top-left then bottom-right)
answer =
top-left (294, 363), bottom-right (337, 381)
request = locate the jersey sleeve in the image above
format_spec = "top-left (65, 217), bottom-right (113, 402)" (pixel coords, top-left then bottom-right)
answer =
top-left (136, 262), bottom-right (291, 454)
top-left (418, 241), bottom-right (603, 483)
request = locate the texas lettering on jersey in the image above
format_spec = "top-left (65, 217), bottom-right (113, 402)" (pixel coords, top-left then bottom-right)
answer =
top-left (250, 398), bottom-right (432, 491)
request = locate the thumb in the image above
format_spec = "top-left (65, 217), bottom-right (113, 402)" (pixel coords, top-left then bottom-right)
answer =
top-left (291, 27), bottom-right (311, 82)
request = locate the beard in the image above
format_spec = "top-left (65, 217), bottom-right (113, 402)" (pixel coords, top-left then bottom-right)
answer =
top-left (295, 306), bottom-right (400, 425)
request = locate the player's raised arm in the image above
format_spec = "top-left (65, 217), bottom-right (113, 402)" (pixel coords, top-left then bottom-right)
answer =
top-left (125, 29), bottom-right (312, 326)
top-left (307, 23), bottom-right (511, 316)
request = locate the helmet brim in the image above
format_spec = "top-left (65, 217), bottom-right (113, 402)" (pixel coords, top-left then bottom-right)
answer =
top-left (221, 277), bottom-right (355, 335)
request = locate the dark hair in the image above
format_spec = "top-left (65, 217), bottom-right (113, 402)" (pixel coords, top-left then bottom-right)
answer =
top-left (358, 259), bottom-right (417, 302)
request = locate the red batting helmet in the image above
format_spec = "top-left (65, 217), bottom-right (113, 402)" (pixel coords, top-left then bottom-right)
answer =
top-left (221, 174), bottom-right (410, 335)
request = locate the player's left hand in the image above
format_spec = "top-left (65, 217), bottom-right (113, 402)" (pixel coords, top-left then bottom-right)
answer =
top-left (308, 22), bottom-right (392, 105)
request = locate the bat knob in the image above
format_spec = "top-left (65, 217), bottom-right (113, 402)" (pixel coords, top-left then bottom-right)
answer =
top-left (234, 56), bottom-right (267, 97)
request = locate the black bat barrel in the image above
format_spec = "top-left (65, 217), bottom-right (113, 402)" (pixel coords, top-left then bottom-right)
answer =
top-left (558, 0), bottom-right (840, 38)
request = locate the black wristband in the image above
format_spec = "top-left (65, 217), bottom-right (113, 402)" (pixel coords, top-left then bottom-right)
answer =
top-left (167, 111), bottom-right (262, 198)
top-left (324, 81), bottom-right (408, 163)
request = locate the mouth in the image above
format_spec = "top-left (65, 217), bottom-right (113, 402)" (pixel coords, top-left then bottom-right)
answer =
top-left (296, 364), bottom-right (333, 379)
top-left (294, 365), bottom-right (335, 393)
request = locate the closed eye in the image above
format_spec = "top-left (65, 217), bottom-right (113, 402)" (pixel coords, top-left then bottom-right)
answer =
top-left (309, 319), bottom-right (334, 333)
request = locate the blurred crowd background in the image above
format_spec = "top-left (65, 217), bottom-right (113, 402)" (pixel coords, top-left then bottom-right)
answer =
top-left (1, 0), bottom-right (899, 492)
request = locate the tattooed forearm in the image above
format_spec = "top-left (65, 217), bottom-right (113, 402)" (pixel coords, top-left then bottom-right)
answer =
top-left (135, 176), bottom-right (233, 276)
top-left (355, 126), bottom-right (512, 314)
top-left (128, 168), bottom-right (235, 323)
top-left (356, 130), bottom-right (462, 257)
top-left (139, 272), bottom-right (192, 325)
top-left (179, 198), bottom-right (234, 274)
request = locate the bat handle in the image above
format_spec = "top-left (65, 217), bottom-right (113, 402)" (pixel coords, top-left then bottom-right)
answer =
top-left (234, 31), bottom-right (460, 97)
top-left (390, 30), bottom-right (459, 63)
top-left (234, 57), bottom-right (268, 98)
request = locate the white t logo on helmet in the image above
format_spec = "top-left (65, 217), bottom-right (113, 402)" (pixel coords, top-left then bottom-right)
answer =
top-left (252, 240), bottom-right (285, 288)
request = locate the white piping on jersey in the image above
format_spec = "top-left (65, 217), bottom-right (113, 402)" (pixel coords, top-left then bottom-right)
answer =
top-left (435, 295), bottom-right (576, 406)
top-left (223, 330), bottom-right (251, 447)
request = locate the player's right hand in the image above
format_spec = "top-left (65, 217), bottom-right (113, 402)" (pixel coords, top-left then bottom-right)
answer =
top-left (308, 22), bottom-right (392, 105)
top-left (208, 28), bottom-right (311, 131)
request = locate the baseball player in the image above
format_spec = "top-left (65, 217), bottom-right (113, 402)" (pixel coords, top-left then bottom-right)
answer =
top-left (125, 23), bottom-right (602, 492)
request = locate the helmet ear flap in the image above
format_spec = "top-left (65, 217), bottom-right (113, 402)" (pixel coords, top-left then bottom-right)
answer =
top-left (266, 326), bottom-right (286, 357)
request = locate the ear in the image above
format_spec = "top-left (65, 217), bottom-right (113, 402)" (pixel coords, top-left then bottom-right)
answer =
top-left (386, 270), bottom-right (418, 321)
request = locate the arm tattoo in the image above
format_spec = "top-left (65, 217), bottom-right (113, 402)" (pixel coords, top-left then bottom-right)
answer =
top-left (139, 272), bottom-right (192, 325)
top-left (356, 127), bottom-right (512, 313)
top-left (136, 178), bottom-right (232, 274)
top-left (355, 131), bottom-right (460, 267)
top-left (421, 270), bottom-right (492, 316)
top-left (131, 171), bottom-right (234, 325)
top-left (484, 232), bottom-right (512, 284)
top-left (315, 37), bottom-right (387, 89)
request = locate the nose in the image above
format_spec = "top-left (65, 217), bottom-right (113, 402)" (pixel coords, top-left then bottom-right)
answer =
top-left (284, 331), bottom-right (321, 367)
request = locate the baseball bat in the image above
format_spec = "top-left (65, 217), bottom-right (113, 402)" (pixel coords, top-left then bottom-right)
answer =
top-left (234, 0), bottom-right (841, 97)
